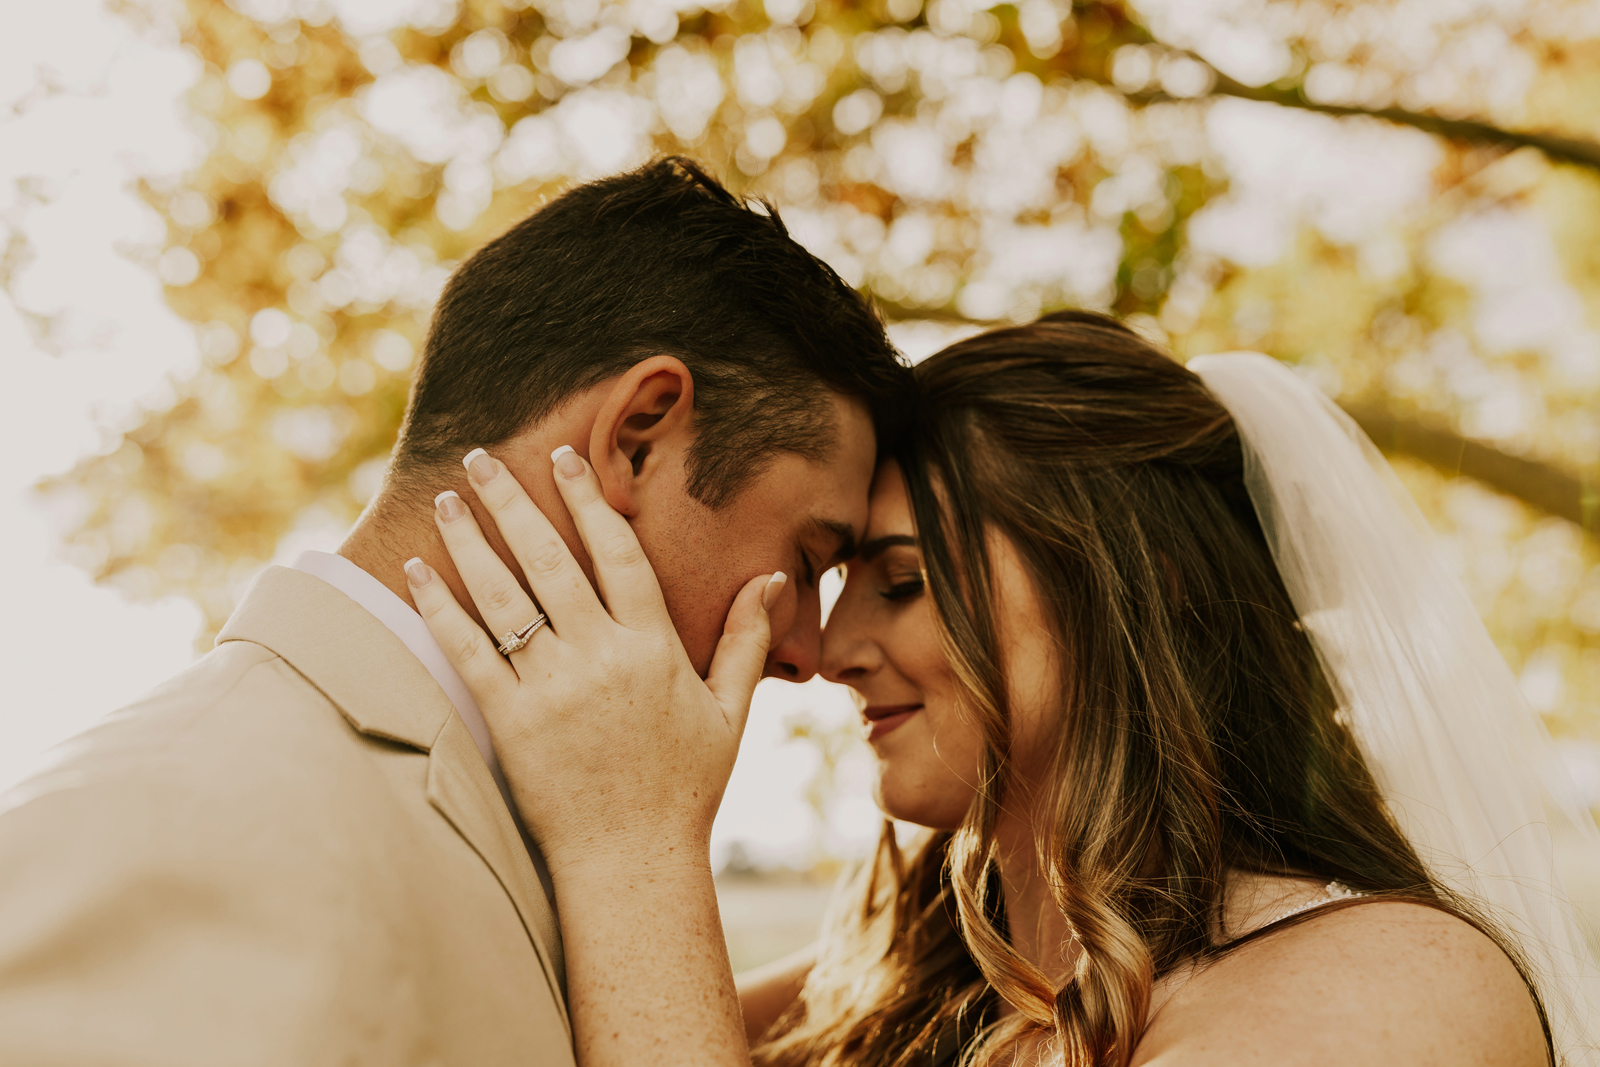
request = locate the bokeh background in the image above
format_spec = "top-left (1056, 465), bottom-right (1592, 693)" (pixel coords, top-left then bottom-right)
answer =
top-left (3, 0), bottom-right (1599, 970)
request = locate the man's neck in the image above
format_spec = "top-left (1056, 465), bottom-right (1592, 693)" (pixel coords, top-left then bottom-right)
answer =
top-left (337, 446), bottom-right (595, 633)
top-left (338, 499), bottom-right (439, 613)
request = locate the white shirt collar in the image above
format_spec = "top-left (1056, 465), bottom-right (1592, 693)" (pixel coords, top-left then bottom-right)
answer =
top-left (290, 550), bottom-right (509, 801)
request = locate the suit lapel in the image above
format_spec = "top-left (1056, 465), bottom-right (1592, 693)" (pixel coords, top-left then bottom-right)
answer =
top-left (218, 567), bottom-right (447, 750)
top-left (426, 709), bottom-right (567, 1012)
top-left (218, 567), bottom-right (567, 1021)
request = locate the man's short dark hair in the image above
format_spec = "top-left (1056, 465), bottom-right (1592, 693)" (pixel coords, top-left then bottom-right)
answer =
top-left (394, 157), bottom-right (907, 506)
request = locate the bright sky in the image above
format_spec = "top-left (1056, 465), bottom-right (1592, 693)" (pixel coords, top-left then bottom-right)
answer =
top-left (0, 2), bottom-right (208, 790)
top-left (0, 2), bottom-right (884, 867)
top-left (2, 0), bottom-right (1589, 866)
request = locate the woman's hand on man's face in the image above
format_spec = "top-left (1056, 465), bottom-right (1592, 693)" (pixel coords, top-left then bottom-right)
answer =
top-left (406, 443), bottom-right (786, 878)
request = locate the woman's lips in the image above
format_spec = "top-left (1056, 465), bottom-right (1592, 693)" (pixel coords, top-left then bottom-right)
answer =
top-left (862, 704), bottom-right (922, 742)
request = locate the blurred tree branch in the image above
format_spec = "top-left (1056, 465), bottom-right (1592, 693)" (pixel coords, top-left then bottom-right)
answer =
top-left (878, 300), bottom-right (1593, 531)
top-left (1122, 53), bottom-right (1600, 177)
top-left (23, 0), bottom-right (1599, 684)
top-left (1346, 401), bottom-right (1595, 533)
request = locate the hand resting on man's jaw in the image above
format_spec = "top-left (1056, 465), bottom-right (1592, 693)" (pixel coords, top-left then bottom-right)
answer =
top-left (343, 353), bottom-right (877, 682)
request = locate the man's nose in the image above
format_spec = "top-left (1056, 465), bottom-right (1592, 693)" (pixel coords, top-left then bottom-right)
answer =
top-left (764, 594), bottom-right (821, 682)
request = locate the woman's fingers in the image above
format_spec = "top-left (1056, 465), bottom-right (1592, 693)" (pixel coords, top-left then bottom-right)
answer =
top-left (461, 449), bottom-right (605, 634)
top-left (433, 488), bottom-right (552, 652)
top-left (548, 446), bottom-right (668, 630)
top-left (405, 555), bottom-right (518, 702)
top-left (704, 572), bottom-right (785, 731)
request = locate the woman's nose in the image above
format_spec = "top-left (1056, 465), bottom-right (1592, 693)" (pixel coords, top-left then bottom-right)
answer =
top-left (820, 597), bottom-right (878, 686)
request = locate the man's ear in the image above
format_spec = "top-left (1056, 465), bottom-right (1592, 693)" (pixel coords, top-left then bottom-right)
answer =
top-left (588, 354), bottom-right (696, 517)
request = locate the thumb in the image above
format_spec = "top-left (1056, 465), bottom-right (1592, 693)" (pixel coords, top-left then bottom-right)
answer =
top-left (704, 572), bottom-right (784, 730)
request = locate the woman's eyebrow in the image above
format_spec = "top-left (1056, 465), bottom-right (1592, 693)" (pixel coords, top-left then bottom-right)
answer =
top-left (858, 534), bottom-right (918, 561)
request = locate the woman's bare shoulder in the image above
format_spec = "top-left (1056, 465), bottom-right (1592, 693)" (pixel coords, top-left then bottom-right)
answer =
top-left (1131, 901), bottom-right (1546, 1067)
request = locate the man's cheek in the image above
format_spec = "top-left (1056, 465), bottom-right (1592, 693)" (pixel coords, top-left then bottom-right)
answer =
top-left (674, 575), bottom-right (746, 678)
top-left (764, 584), bottom-right (799, 649)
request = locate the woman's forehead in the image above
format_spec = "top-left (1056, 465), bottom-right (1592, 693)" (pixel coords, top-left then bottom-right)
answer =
top-left (866, 462), bottom-right (913, 534)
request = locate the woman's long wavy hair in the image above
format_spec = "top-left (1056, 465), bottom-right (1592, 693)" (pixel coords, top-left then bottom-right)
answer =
top-left (752, 311), bottom-right (1550, 1067)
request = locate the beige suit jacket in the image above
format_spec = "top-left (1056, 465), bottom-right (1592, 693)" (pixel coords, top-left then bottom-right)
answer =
top-left (0, 567), bottom-right (575, 1066)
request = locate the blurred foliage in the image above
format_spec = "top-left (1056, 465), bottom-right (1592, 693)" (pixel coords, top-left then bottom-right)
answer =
top-left (783, 704), bottom-right (872, 871)
top-left (22, 0), bottom-right (1600, 746)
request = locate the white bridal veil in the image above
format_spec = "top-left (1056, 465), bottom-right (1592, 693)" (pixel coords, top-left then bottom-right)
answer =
top-left (1189, 353), bottom-right (1600, 1064)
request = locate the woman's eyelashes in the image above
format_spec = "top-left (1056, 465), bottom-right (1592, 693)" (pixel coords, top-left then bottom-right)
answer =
top-left (880, 572), bottom-right (925, 602)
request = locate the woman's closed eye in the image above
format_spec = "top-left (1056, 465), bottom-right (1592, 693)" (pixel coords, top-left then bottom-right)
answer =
top-left (880, 572), bottom-right (925, 602)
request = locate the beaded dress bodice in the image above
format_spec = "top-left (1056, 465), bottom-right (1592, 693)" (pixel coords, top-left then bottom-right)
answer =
top-left (1266, 879), bottom-right (1368, 926)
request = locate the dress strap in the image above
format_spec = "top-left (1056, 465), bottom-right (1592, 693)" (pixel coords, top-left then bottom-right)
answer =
top-left (1267, 880), bottom-right (1367, 926)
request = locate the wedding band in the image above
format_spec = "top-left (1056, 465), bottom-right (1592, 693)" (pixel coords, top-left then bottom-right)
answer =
top-left (496, 613), bottom-right (547, 655)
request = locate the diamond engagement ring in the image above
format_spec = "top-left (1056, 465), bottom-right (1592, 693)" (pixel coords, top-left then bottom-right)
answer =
top-left (496, 613), bottom-right (548, 655)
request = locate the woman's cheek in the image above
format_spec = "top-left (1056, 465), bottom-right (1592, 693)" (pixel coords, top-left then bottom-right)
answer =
top-left (872, 702), bottom-right (985, 830)
top-left (872, 604), bottom-right (984, 828)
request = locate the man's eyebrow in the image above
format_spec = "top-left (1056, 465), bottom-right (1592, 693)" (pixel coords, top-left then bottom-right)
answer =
top-left (858, 534), bottom-right (917, 561)
top-left (810, 518), bottom-right (859, 563)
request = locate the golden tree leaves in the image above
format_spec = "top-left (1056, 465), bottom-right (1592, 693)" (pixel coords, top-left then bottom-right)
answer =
top-left (22, 0), bottom-right (1600, 753)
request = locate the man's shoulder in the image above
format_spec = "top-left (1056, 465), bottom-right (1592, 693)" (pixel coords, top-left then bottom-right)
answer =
top-left (26, 640), bottom-right (340, 775)
top-left (0, 639), bottom-right (573, 1064)
top-left (99, 638), bottom-right (301, 745)
top-left (130, 635), bottom-right (343, 738)
top-left (0, 638), bottom-right (411, 841)
top-left (0, 634), bottom-right (452, 943)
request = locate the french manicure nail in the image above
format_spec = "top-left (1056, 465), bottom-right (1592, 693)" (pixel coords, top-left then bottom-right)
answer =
top-left (551, 445), bottom-right (584, 480)
top-left (762, 572), bottom-right (787, 612)
top-left (404, 557), bottom-right (432, 586)
top-left (463, 448), bottom-right (497, 484)
top-left (434, 490), bottom-right (466, 523)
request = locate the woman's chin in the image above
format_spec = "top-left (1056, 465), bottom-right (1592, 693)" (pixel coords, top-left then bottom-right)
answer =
top-left (872, 770), bottom-right (969, 832)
